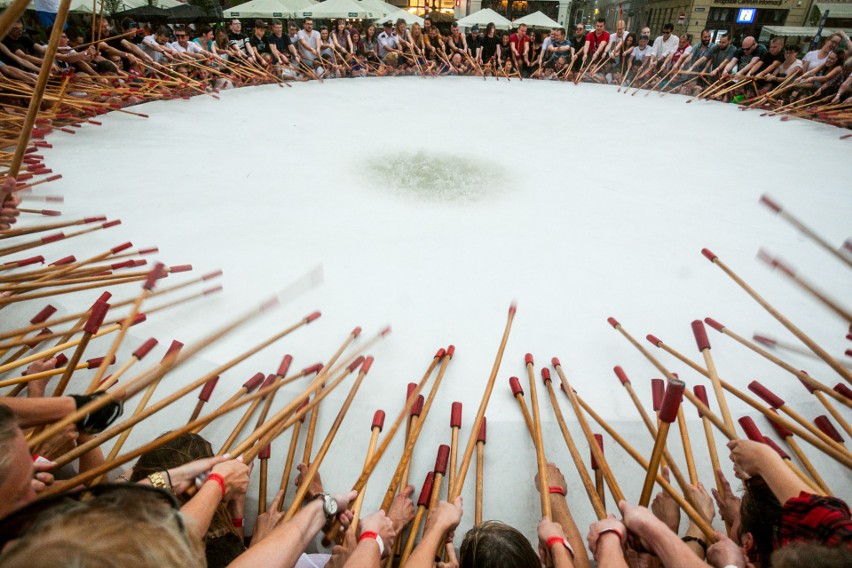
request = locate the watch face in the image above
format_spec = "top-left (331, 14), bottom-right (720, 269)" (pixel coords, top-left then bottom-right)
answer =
top-left (324, 494), bottom-right (338, 516)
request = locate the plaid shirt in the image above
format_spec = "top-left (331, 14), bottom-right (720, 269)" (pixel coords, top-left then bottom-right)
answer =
top-left (779, 492), bottom-right (852, 548)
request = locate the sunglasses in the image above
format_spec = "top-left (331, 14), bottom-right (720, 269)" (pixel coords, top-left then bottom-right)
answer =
top-left (0, 483), bottom-right (185, 550)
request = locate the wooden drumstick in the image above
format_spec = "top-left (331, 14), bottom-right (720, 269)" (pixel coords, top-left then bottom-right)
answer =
top-left (639, 378), bottom-right (685, 507)
top-left (525, 353), bottom-right (551, 519)
top-left (400, 472), bottom-right (435, 566)
top-left (552, 358), bottom-right (625, 504)
top-left (450, 303), bottom-right (516, 499)
top-left (0, 304), bottom-right (55, 359)
top-left (691, 320), bottom-right (735, 433)
top-left (448, 401), bottom-right (461, 498)
top-left (475, 419), bottom-right (486, 526)
top-left (401, 395), bottom-right (425, 491)
top-left (279, 397), bottom-right (310, 510)
top-left (344, 410), bottom-right (385, 536)
top-left (797, 374), bottom-right (852, 438)
top-left (738, 417), bottom-right (824, 494)
top-left (692, 386), bottom-right (727, 504)
top-left (509, 376), bottom-right (534, 437)
top-left (591, 434), bottom-right (605, 508)
top-left (195, 372), bottom-right (267, 435)
top-left (219, 374), bottom-right (278, 455)
top-left (701, 248), bottom-right (852, 384)
top-left (258, 444), bottom-right (270, 515)
top-left (673, 377), bottom-right (699, 485)
top-left (94, 337), bottom-right (159, 393)
top-left (542, 368), bottom-right (605, 519)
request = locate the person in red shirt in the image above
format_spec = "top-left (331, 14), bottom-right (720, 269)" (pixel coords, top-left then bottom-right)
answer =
top-left (582, 17), bottom-right (610, 66)
top-left (509, 23), bottom-right (531, 75)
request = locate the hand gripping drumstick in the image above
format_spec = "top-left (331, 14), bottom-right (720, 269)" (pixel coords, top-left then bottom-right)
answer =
top-left (400, 471), bottom-right (435, 566)
top-left (738, 416), bottom-right (824, 494)
top-left (764, 408), bottom-right (832, 495)
top-left (701, 248), bottom-right (852, 385)
top-left (703, 318), bottom-right (851, 411)
top-left (638, 378), bottom-right (685, 507)
top-left (323, 347), bottom-right (445, 543)
top-left (525, 353), bottom-right (551, 519)
top-left (646, 332), bottom-right (852, 468)
top-left (450, 304), bottom-right (516, 500)
top-left (282, 356), bottom-right (373, 522)
top-left (542, 368), bottom-right (606, 519)
top-left (570, 385), bottom-right (716, 542)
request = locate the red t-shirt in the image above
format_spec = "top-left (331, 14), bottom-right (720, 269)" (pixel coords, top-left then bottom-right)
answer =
top-left (509, 33), bottom-right (530, 58)
top-left (585, 30), bottom-right (610, 52)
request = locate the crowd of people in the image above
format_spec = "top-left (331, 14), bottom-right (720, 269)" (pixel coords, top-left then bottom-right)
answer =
top-left (1, 14), bottom-right (851, 106)
top-left (0, 351), bottom-right (849, 568)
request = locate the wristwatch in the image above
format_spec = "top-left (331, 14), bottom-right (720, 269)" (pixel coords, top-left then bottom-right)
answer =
top-left (317, 493), bottom-right (338, 518)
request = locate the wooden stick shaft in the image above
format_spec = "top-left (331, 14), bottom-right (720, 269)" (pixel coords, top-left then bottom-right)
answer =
top-left (219, 397), bottom-right (265, 455)
top-left (450, 307), bottom-right (515, 499)
top-left (475, 445), bottom-right (484, 525)
top-left (544, 378), bottom-right (606, 519)
top-left (301, 382), bottom-right (322, 464)
top-left (283, 365), bottom-right (369, 521)
top-left (675, 406), bottom-right (699, 484)
top-left (639, 421), bottom-right (673, 506)
top-left (701, 348), bottom-right (736, 433)
top-left (595, 470), bottom-right (605, 507)
top-left (258, 458), bottom-right (269, 515)
top-left (709, 255), bottom-right (852, 384)
top-left (526, 360), bottom-right (551, 519)
top-left (278, 420), bottom-right (303, 507)
top-left (776, 210), bottom-right (852, 269)
top-left (187, 399), bottom-right (205, 424)
top-left (88, 289), bottom-right (150, 389)
top-left (0, 276), bottom-right (146, 305)
top-left (399, 506), bottom-right (426, 566)
top-left (49, 332), bottom-right (93, 397)
top-left (814, 391), bottom-right (852, 439)
top-left (348, 425), bottom-right (381, 532)
top-left (513, 392), bottom-right (535, 437)
top-left (786, 436), bottom-right (831, 494)
top-left (448, 426), bottom-right (459, 498)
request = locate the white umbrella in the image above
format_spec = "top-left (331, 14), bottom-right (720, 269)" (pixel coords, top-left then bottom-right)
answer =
top-left (300, 0), bottom-right (376, 19)
top-left (224, 0), bottom-right (311, 19)
top-left (373, 8), bottom-right (423, 26)
top-left (358, 0), bottom-right (397, 19)
top-left (455, 8), bottom-right (512, 30)
top-left (512, 11), bottom-right (561, 30)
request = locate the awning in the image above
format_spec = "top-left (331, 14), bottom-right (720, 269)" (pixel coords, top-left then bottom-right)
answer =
top-left (815, 3), bottom-right (852, 18)
top-left (758, 24), bottom-right (852, 41)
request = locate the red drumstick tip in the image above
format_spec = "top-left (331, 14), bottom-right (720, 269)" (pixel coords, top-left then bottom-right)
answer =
top-left (748, 381), bottom-right (785, 408)
top-left (260, 374), bottom-right (277, 390)
top-left (693, 385), bottom-right (709, 417)
top-left (143, 262), bottom-right (165, 290)
top-left (258, 444), bottom-right (271, 460)
top-left (646, 334), bottom-right (663, 347)
top-left (606, 317), bottom-right (619, 328)
top-left (83, 217), bottom-right (106, 223)
top-left (133, 338), bottom-right (158, 360)
top-left (759, 194), bottom-right (782, 213)
top-left (138, 247), bottom-right (159, 255)
top-left (701, 248), bottom-right (718, 262)
top-left (55, 353), bottom-right (68, 366)
top-left (450, 402), bottom-right (462, 428)
top-left (406, 383), bottom-right (417, 400)
top-left (508, 303), bottom-right (517, 315)
top-left (352, 326), bottom-right (362, 337)
top-left (435, 347), bottom-right (446, 359)
top-left (411, 395), bottom-right (424, 417)
top-left (417, 472), bottom-right (435, 508)
top-left (347, 356), bottom-right (365, 373)
top-left (86, 355), bottom-right (114, 368)
top-left (102, 220), bottom-right (121, 229)
top-left (690, 320), bottom-right (711, 351)
top-left (41, 232), bottom-right (65, 244)
top-left (477, 416), bottom-right (487, 444)
top-left (835, 383), bottom-right (852, 401)
top-left (551, 357), bottom-right (561, 367)
top-left (372, 410), bottom-right (386, 431)
top-left (51, 256), bottom-right (76, 266)
top-left (296, 397), bottom-right (310, 421)
top-left (541, 368), bottom-right (551, 383)
top-left (203, 286), bottom-right (223, 295)
top-left (659, 379), bottom-right (685, 423)
top-left (763, 437), bottom-right (789, 460)
top-left (591, 433), bottom-right (604, 469)
top-left (168, 264), bottom-right (192, 273)
top-left (525, 353), bottom-right (534, 365)
top-left (361, 356), bottom-right (374, 374)
top-left (380, 326), bottom-right (391, 337)
top-left (305, 311), bottom-right (321, 323)
top-left (738, 416), bottom-right (763, 441)
top-left (277, 355), bottom-right (293, 377)
top-left (8, 255), bottom-right (44, 268)
top-left (198, 375), bottom-right (219, 402)
top-left (243, 372), bottom-right (265, 392)
top-left (446, 345), bottom-right (455, 359)
top-left (752, 334), bottom-right (776, 347)
top-left (435, 444), bottom-right (450, 474)
top-left (303, 363), bottom-right (323, 375)
top-left (161, 340), bottom-right (184, 362)
top-left (30, 305), bottom-right (57, 324)
top-left (202, 269), bottom-right (223, 280)
top-left (40, 210), bottom-right (61, 216)
top-left (704, 317), bottom-right (725, 332)
top-left (651, 379), bottom-right (665, 411)
top-left (84, 301), bottom-right (110, 334)
top-left (613, 366), bottom-right (630, 385)
top-left (111, 242), bottom-right (133, 254)
top-left (814, 416), bottom-right (844, 443)
top-left (509, 376), bottom-right (524, 397)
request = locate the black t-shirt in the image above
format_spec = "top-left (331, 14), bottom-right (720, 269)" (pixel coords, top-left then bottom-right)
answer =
top-left (269, 33), bottom-right (291, 54)
top-left (466, 34), bottom-right (481, 55)
top-left (733, 43), bottom-right (767, 68)
top-left (249, 34), bottom-right (270, 54)
top-left (498, 42), bottom-right (512, 61)
top-left (480, 35), bottom-right (498, 61)
top-left (3, 34), bottom-right (36, 56)
top-left (229, 32), bottom-right (249, 55)
top-left (758, 48), bottom-right (783, 70)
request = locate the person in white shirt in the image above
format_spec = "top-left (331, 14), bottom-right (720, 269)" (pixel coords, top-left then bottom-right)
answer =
top-left (141, 26), bottom-right (175, 64)
top-left (801, 33), bottom-right (840, 72)
top-left (169, 28), bottom-right (207, 60)
top-left (652, 23), bottom-right (679, 60)
top-left (608, 19), bottom-right (628, 56)
top-left (378, 20), bottom-right (400, 61)
top-left (297, 18), bottom-right (321, 63)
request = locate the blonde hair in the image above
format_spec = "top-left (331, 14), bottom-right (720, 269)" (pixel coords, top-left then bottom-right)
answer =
top-left (0, 488), bottom-right (205, 568)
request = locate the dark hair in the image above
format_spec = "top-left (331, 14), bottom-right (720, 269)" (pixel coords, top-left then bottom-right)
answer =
top-left (739, 476), bottom-right (782, 565)
top-left (255, 20), bottom-right (266, 28)
top-left (155, 26), bottom-right (170, 37)
top-left (597, 17), bottom-right (606, 24)
top-left (94, 59), bottom-right (118, 73)
top-left (785, 43), bottom-right (799, 52)
top-left (663, 23), bottom-right (674, 31)
top-left (199, 25), bottom-right (212, 35)
top-left (624, 32), bottom-right (637, 48)
top-left (459, 521), bottom-right (539, 568)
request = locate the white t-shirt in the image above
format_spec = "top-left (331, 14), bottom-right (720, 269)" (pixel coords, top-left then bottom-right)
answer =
top-left (169, 41), bottom-right (204, 54)
top-left (141, 35), bottom-right (167, 63)
top-left (632, 44), bottom-right (653, 62)
top-left (297, 29), bottom-right (320, 60)
top-left (802, 49), bottom-right (828, 71)
top-left (777, 58), bottom-right (803, 76)
top-left (378, 31), bottom-right (399, 59)
top-left (653, 34), bottom-right (679, 59)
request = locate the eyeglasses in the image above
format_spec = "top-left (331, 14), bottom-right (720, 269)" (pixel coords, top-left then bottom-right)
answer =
top-left (0, 483), bottom-right (186, 550)
top-left (176, 34), bottom-right (186, 38)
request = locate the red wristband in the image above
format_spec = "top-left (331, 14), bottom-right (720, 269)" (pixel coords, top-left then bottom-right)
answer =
top-left (546, 536), bottom-right (574, 556)
top-left (599, 527), bottom-right (625, 546)
top-left (359, 531), bottom-right (378, 542)
top-left (548, 486), bottom-right (566, 495)
top-left (231, 517), bottom-right (244, 528)
top-left (207, 473), bottom-right (226, 499)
